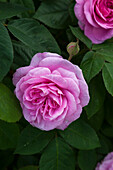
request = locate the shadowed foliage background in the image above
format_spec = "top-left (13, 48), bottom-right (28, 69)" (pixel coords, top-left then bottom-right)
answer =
top-left (0, 0), bottom-right (113, 170)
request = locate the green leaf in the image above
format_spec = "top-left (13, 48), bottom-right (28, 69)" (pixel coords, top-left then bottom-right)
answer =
top-left (97, 49), bottom-right (113, 64)
top-left (0, 120), bottom-right (20, 149)
top-left (8, 18), bottom-right (61, 54)
top-left (85, 76), bottom-right (106, 118)
top-left (15, 125), bottom-right (54, 155)
top-left (78, 150), bottom-right (97, 170)
top-left (70, 26), bottom-right (92, 49)
top-left (2, 76), bottom-right (14, 92)
top-left (0, 0), bottom-right (7, 2)
top-left (34, 0), bottom-right (71, 29)
top-left (0, 22), bottom-right (13, 81)
top-left (92, 42), bottom-right (113, 63)
top-left (81, 51), bottom-right (104, 82)
top-left (0, 2), bottom-right (29, 19)
top-left (0, 83), bottom-right (22, 122)
top-left (88, 107), bottom-right (104, 131)
top-left (39, 137), bottom-right (75, 170)
top-left (19, 165), bottom-right (38, 170)
top-left (12, 40), bottom-right (36, 70)
top-left (10, 0), bottom-right (35, 18)
top-left (102, 63), bottom-right (113, 96)
top-left (105, 95), bottom-right (113, 126)
top-left (92, 42), bottom-right (113, 51)
top-left (69, 2), bottom-right (78, 24)
top-left (101, 124), bottom-right (113, 138)
top-left (97, 135), bottom-right (112, 154)
top-left (59, 119), bottom-right (100, 150)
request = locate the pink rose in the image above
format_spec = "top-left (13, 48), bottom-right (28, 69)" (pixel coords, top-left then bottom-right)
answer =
top-left (74, 0), bottom-right (113, 44)
top-left (95, 152), bottom-right (113, 170)
top-left (13, 52), bottom-right (89, 131)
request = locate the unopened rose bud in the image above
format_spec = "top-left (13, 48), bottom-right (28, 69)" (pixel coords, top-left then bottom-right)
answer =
top-left (67, 41), bottom-right (80, 61)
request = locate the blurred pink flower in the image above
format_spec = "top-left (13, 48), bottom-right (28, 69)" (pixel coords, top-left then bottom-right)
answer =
top-left (13, 52), bottom-right (89, 131)
top-left (74, 0), bottom-right (113, 44)
top-left (96, 152), bottom-right (113, 170)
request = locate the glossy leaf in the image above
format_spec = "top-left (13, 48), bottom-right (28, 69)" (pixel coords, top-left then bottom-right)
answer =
top-left (92, 42), bottom-right (113, 63)
top-left (39, 137), bottom-right (75, 170)
top-left (97, 135), bottom-right (112, 154)
top-left (0, 22), bottom-right (13, 81)
top-left (97, 49), bottom-right (113, 63)
top-left (0, 2), bottom-right (28, 19)
top-left (85, 76), bottom-right (106, 118)
top-left (34, 0), bottom-right (71, 29)
top-left (59, 119), bottom-right (100, 150)
top-left (12, 40), bottom-right (36, 70)
top-left (102, 63), bottom-right (113, 96)
top-left (81, 51), bottom-right (104, 82)
top-left (8, 18), bottom-right (61, 54)
top-left (102, 124), bottom-right (113, 138)
top-left (10, 0), bottom-right (35, 18)
top-left (92, 42), bottom-right (113, 51)
top-left (15, 125), bottom-right (54, 155)
top-left (0, 120), bottom-right (20, 149)
top-left (0, 83), bottom-right (22, 122)
top-left (78, 150), bottom-right (97, 170)
top-left (88, 107), bottom-right (104, 131)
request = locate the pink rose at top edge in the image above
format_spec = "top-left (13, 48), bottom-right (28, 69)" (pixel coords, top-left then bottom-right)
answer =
top-left (74, 0), bottom-right (113, 44)
top-left (95, 152), bottom-right (113, 170)
top-left (13, 52), bottom-right (90, 131)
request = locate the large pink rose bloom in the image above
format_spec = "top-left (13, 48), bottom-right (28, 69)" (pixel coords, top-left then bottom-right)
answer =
top-left (96, 152), bottom-right (113, 170)
top-left (74, 0), bottom-right (113, 44)
top-left (13, 52), bottom-right (89, 131)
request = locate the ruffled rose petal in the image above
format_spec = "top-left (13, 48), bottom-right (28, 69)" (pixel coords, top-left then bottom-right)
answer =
top-left (13, 66), bottom-right (34, 86)
top-left (30, 52), bottom-right (62, 67)
top-left (84, 22), bottom-right (113, 44)
top-left (39, 57), bottom-right (77, 73)
top-left (57, 104), bottom-right (82, 130)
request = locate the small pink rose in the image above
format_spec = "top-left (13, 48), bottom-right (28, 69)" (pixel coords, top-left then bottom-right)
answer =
top-left (95, 152), bottom-right (113, 170)
top-left (13, 52), bottom-right (90, 131)
top-left (74, 0), bottom-right (113, 44)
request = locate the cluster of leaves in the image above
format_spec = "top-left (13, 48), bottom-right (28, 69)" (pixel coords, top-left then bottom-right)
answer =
top-left (0, 0), bottom-right (113, 170)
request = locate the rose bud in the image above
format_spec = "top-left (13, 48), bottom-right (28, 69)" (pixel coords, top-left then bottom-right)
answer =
top-left (67, 41), bottom-right (80, 59)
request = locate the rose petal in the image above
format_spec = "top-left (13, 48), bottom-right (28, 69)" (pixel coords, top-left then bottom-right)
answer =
top-left (30, 52), bottom-right (62, 67)
top-left (57, 104), bottom-right (82, 130)
top-left (79, 80), bottom-right (90, 107)
top-left (31, 107), bottom-right (68, 131)
top-left (13, 66), bottom-right (34, 86)
top-left (39, 57), bottom-right (77, 73)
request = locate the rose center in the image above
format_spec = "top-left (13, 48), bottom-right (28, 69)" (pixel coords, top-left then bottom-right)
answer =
top-left (106, 0), bottom-right (113, 9)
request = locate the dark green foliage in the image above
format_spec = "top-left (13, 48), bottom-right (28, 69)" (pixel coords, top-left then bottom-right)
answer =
top-left (15, 125), bottom-right (54, 155)
top-left (78, 150), bottom-right (97, 170)
top-left (59, 119), bottom-right (100, 150)
top-left (39, 137), bottom-right (76, 170)
top-left (0, 0), bottom-right (113, 169)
